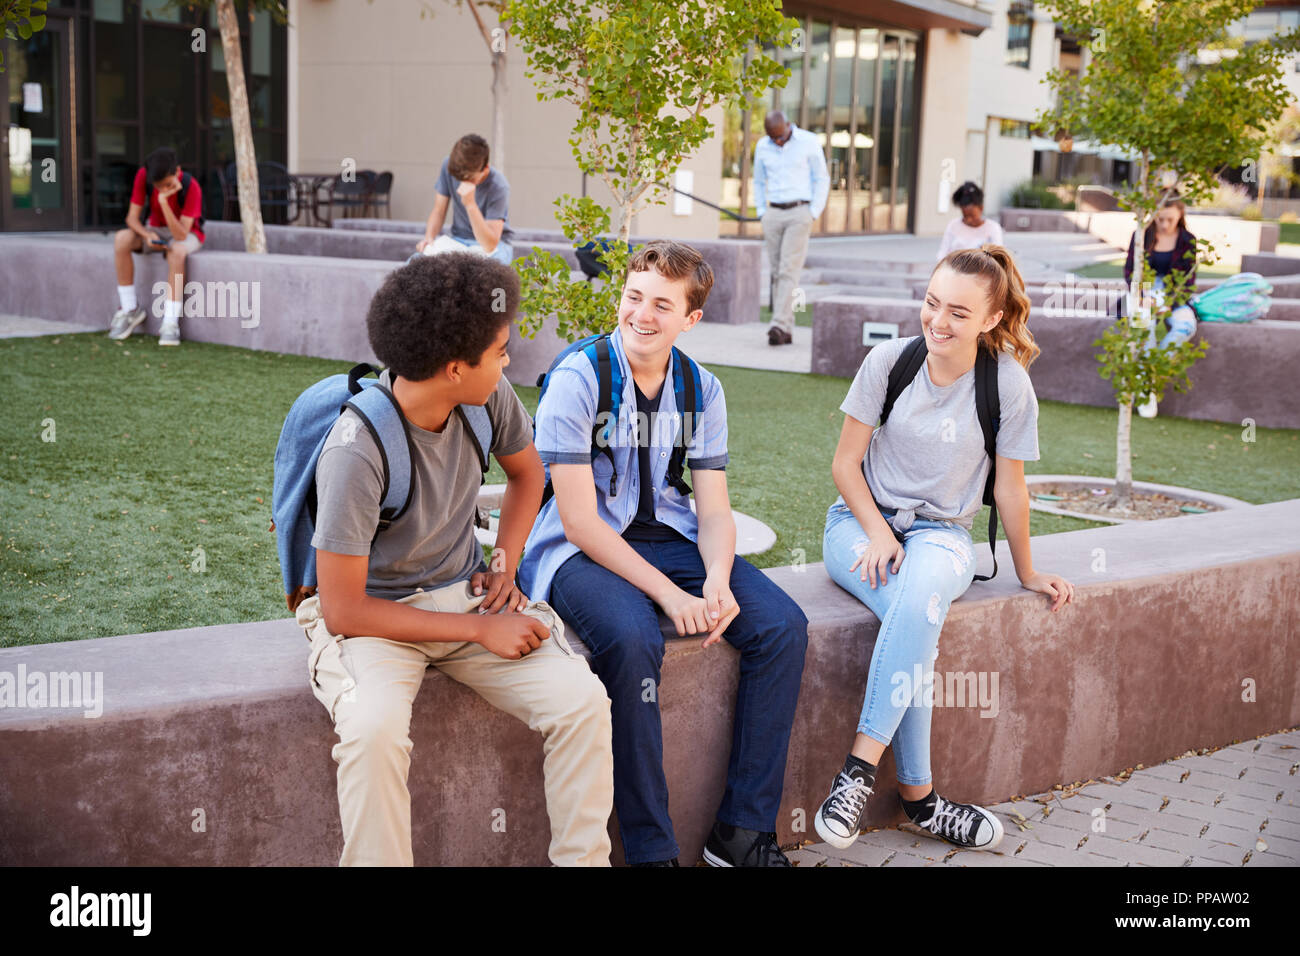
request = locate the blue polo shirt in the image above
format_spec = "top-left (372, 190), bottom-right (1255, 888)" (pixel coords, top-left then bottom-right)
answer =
top-left (518, 328), bottom-right (730, 603)
top-left (753, 123), bottom-right (830, 220)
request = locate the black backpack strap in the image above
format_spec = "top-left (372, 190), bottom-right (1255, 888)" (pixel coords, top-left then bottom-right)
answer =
top-left (972, 347), bottom-right (1001, 582)
top-left (539, 333), bottom-right (619, 508)
top-left (592, 334), bottom-right (618, 497)
top-left (666, 347), bottom-right (700, 496)
top-left (880, 336), bottom-right (928, 427)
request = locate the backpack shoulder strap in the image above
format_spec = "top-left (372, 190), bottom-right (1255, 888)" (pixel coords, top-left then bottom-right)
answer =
top-left (538, 332), bottom-right (621, 507)
top-left (586, 333), bottom-right (620, 496)
top-left (455, 403), bottom-right (494, 476)
top-left (880, 336), bottom-right (928, 427)
top-left (972, 346), bottom-right (1002, 582)
top-left (342, 383), bottom-right (414, 533)
top-left (666, 346), bottom-right (704, 495)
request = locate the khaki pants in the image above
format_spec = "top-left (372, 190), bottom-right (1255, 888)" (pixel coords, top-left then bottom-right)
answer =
top-left (298, 580), bottom-right (614, 867)
top-left (763, 204), bottom-right (814, 335)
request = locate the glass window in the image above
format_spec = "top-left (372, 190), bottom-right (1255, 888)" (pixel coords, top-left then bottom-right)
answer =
top-left (94, 16), bottom-right (136, 122)
top-left (895, 37), bottom-right (917, 232)
top-left (251, 8), bottom-right (271, 76)
top-left (850, 28), bottom-right (878, 232)
top-left (1006, 1), bottom-right (1032, 69)
top-left (774, 24), bottom-right (804, 124)
top-left (94, 0), bottom-right (124, 23)
top-left (826, 25), bottom-right (856, 232)
top-left (142, 0), bottom-right (181, 23)
top-left (806, 19), bottom-right (831, 231)
top-left (141, 24), bottom-right (196, 161)
top-left (871, 35), bottom-right (898, 232)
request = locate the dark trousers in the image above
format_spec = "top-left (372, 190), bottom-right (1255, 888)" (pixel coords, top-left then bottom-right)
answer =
top-left (549, 535), bottom-right (808, 864)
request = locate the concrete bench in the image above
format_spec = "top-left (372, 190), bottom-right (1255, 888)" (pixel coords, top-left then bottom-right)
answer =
top-left (1, 225), bottom-right (758, 329)
top-left (2, 500), bottom-right (1296, 865)
top-left (813, 295), bottom-right (1300, 428)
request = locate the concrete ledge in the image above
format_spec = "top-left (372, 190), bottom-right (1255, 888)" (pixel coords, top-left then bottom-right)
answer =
top-left (0, 229), bottom-right (757, 329)
top-left (1001, 209), bottom-right (1279, 259)
top-left (1241, 252), bottom-right (1300, 277)
top-left (1, 500), bottom-right (1296, 865)
top-left (813, 296), bottom-right (1300, 428)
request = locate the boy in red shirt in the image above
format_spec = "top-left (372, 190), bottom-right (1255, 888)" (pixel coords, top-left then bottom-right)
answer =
top-left (109, 147), bottom-right (205, 346)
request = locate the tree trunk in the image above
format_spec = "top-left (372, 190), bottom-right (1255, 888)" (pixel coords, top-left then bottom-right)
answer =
top-left (1115, 150), bottom-right (1151, 503)
top-left (491, 49), bottom-right (507, 173)
top-left (1114, 399), bottom-right (1133, 511)
top-left (216, 0), bottom-right (266, 253)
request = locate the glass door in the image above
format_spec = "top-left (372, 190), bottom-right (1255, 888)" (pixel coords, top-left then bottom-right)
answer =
top-left (2, 18), bottom-right (74, 231)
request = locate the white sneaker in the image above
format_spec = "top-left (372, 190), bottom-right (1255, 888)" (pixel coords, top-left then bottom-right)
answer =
top-left (158, 318), bottom-right (181, 346)
top-left (1136, 391), bottom-right (1158, 419)
top-left (108, 307), bottom-right (146, 340)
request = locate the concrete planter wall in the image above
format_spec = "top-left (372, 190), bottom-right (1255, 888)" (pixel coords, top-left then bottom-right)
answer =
top-left (2, 499), bottom-right (1296, 865)
top-left (6, 223), bottom-right (758, 329)
top-left (1000, 208), bottom-right (1279, 265)
top-left (332, 220), bottom-right (762, 325)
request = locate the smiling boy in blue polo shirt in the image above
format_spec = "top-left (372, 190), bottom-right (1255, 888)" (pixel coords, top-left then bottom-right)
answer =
top-left (518, 240), bottom-right (808, 867)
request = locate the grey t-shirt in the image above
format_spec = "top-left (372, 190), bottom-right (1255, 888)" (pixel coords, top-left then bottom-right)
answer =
top-left (311, 369), bottom-right (533, 599)
top-left (435, 158), bottom-right (515, 244)
top-left (838, 335), bottom-right (1040, 532)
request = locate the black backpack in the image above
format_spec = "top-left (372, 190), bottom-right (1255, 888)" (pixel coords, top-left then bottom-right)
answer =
top-left (880, 336), bottom-right (1001, 581)
top-left (144, 170), bottom-right (205, 233)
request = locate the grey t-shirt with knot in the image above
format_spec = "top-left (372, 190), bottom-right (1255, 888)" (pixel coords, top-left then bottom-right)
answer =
top-left (311, 369), bottom-right (534, 599)
top-left (838, 335), bottom-right (1040, 532)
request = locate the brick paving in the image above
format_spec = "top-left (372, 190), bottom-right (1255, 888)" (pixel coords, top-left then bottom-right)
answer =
top-left (789, 727), bottom-right (1300, 868)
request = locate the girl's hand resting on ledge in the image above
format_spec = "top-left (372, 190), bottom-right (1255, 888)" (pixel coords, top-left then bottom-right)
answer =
top-left (1020, 570), bottom-right (1073, 612)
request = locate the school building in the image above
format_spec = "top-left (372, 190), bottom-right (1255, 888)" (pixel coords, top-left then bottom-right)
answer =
top-left (4, 1), bottom-right (1297, 239)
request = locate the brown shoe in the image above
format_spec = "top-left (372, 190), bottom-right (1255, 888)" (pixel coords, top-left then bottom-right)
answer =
top-left (767, 326), bottom-right (793, 346)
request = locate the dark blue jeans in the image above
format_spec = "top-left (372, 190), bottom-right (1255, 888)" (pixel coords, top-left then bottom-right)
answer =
top-left (549, 535), bottom-right (808, 864)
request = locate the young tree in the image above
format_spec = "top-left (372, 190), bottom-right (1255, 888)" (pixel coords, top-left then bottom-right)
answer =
top-left (172, 0), bottom-right (287, 253)
top-left (502, 0), bottom-right (794, 339)
top-left (207, 0), bottom-right (287, 254)
top-left (0, 0), bottom-right (46, 70)
top-left (1040, 0), bottom-right (1299, 509)
top-left (416, 1), bottom-right (511, 172)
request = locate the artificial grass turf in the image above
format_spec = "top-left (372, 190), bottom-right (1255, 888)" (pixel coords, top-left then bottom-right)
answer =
top-left (3, 331), bottom-right (1298, 646)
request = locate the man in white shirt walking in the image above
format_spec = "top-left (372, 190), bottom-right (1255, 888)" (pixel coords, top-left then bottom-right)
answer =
top-left (753, 111), bottom-right (829, 346)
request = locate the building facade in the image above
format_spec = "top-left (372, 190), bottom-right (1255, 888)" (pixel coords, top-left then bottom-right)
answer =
top-left (1, 0), bottom-right (288, 232)
top-left (4, 0), bottom-right (1082, 240)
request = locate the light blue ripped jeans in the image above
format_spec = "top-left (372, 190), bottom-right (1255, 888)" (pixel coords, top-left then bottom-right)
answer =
top-left (823, 498), bottom-right (977, 786)
top-left (1144, 275), bottom-right (1198, 350)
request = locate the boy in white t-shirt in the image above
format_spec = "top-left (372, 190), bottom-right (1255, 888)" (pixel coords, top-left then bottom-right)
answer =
top-left (936, 181), bottom-right (1004, 260)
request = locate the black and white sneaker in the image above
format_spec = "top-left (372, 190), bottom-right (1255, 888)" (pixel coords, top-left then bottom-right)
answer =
top-left (814, 770), bottom-right (874, 849)
top-left (908, 793), bottom-right (1004, 850)
top-left (701, 822), bottom-right (791, 867)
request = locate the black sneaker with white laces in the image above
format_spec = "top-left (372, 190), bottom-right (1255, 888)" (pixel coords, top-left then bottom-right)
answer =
top-left (906, 792), bottom-right (1004, 850)
top-left (814, 769), bottom-right (874, 849)
top-left (701, 822), bottom-right (791, 867)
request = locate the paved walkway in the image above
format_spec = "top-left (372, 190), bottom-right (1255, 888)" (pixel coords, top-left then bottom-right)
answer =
top-left (0, 315), bottom-right (99, 338)
top-left (788, 728), bottom-right (1300, 867)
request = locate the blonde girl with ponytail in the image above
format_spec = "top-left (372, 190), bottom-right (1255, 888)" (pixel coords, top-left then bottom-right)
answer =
top-left (812, 243), bottom-right (1074, 853)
